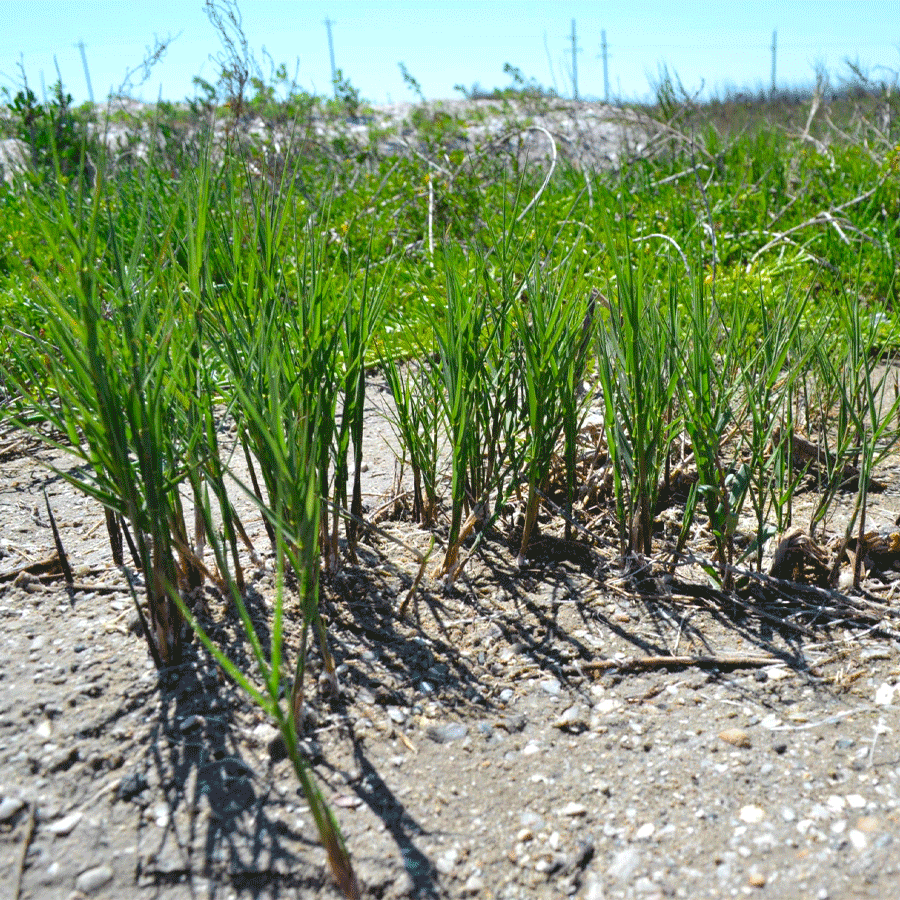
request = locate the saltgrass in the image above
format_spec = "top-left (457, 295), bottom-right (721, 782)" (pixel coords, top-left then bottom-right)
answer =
top-left (6, 156), bottom-right (200, 665)
top-left (594, 223), bottom-right (680, 559)
top-left (675, 278), bottom-right (748, 586)
top-left (512, 250), bottom-right (592, 564)
top-left (735, 281), bottom-right (812, 569)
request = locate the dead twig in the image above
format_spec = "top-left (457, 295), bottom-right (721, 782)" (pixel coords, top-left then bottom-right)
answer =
top-left (13, 804), bottom-right (36, 900)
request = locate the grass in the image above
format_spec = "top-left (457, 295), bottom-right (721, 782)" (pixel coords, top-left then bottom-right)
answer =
top-left (1, 48), bottom-right (899, 896)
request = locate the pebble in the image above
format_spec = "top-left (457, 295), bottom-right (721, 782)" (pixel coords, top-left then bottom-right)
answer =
top-left (436, 847), bottom-right (458, 875)
top-left (462, 873), bottom-right (484, 894)
top-left (635, 822), bottom-right (655, 840)
top-left (116, 772), bottom-right (148, 802)
top-left (874, 683), bottom-right (895, 705)
top-left (559, 801), bottom-right (587, 817)
top-left (719, 728), bottom-right (751, 748)
top-left (75, 865), bottom-right (113, 894)
top-left (47, 811), bottom-right (82, 835)
top-left (0, 797), bottom-right (25, 822)
top-left (426, 723), bottom-right (468, 743)
top-left (540, 678), bottom-right (561, 696)
top-left (608, 847), bottom-right (642, 880)
top-left (739, 805), bottom-right (765, 824)
top-left (554, 704), bottom-right (588, 732)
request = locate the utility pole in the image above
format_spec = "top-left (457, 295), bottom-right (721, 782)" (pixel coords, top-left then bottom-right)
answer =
top-left (770, 29), bottom-right (777, 94)
top-left (75, 40), bottom-right (94, 104)
top-left (600, 28), bottom-right (609, 102)
top-left (324, 17), bottom-right (337, 95)
top-left (570, 19), bottom-right (580, 100)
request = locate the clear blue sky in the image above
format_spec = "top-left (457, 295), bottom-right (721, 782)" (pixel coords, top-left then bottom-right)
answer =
top-left (0, 1), bottom-right (897, 106)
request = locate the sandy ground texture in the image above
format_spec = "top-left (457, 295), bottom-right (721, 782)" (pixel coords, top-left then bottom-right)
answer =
top-left (1, 378), bottom-right (900, 900)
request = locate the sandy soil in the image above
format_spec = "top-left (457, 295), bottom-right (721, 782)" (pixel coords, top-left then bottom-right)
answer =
top-left (1, 378), bottom-right (900, 900)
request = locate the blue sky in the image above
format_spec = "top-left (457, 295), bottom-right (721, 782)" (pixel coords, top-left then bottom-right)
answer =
top-left (0, 1), bottom-right (897, 106)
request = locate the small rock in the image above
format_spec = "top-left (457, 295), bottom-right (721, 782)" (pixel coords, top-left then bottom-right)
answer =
top-left (634, 822), bottom-right (655, 840)
top-left (540, 678), bottom-right (561, 697)
top-left (462, 873), bottom-right (484, 894)
top-left (47, 811), bottom-right (82, 835)
top-left (849, 829), bottom-right (868, 849)
top-left (387, 707), bottom-right (406, 724)
top-left (847, 794), bottom-right (866, 809)
top-left (0, 797), bottom-right (25, 822)
top-left (75, 865), bottom-right (113, 894)
top-left (739, 805), bottom-right (765, 824)
top-left (874, 683), bottom-right (895, 705)
top-left (608, 846), bottom-right (641, 880)
top-left (426, 723), bottom-right (468, 744)
top-left (554, 705), bottom-right (588, 733)
top-left (748, 871), bottom-right (766, 888)
top-left (583, 873), bottom-right (605, 900)
top-left (436, 848), bottom-right (458, 875)
top-left (38, 861), bottom-right (61, 885)
top-left (559, 802), bottom-right (587, 817)
top-left (719, 728), bottom-right (751, 748)
top-left (116, 772), bottom-right (148, 802)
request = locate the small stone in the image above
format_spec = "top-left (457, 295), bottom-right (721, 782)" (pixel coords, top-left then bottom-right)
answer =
top-left (0, 798), bottom-right (25, 822)
top-left (608, 847), bottom-right (641, 880)
top-left (75, 865), bottom-right (113, 894)
top-left (179, 714), bottom-right (203, 732)
top-left (462, 873), bottom-right (483, 894)
top-left (426, 723), bottom-right (468, 744)
top-left (847, 794), bottom-right (866, 809)
top-left (499, 688), bottom-right (514, 703)
top-left (435, 848), bottom-right (458, 875)
top-left (748, 871), bottom-right (766, 888)
top-left (874, 683), bottom-right (895, 705)
top-left (35, 720), bottom-right (52, 739)
top-left (554, 705), bottom-right (588, 732)
top-left (116, 772), bottom-right (148, 802)
top-left (47, 811), bottom-right (82, 835)
top-left (559, 802), bottom-right (587, 817)
top-left (719, 728), bottom-right (751, 748)
top-left (540, 678), bottom-right (561, 696)
top-left (634, 822), bottom-right (655, 840)
top-left (849, 830), bottom-right (868, 849)
top-left (522, 740), bottom-right (541, 756)
top-left (38, 861), bottom-right (60, 885)
top-left (387, 707), bottom-right (406, 724)
top-left (739, 805), bottom-right (765, 824)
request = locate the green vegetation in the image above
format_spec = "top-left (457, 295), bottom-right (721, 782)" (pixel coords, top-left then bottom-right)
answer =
top-left (0, 29), bottom-right (898, 897)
